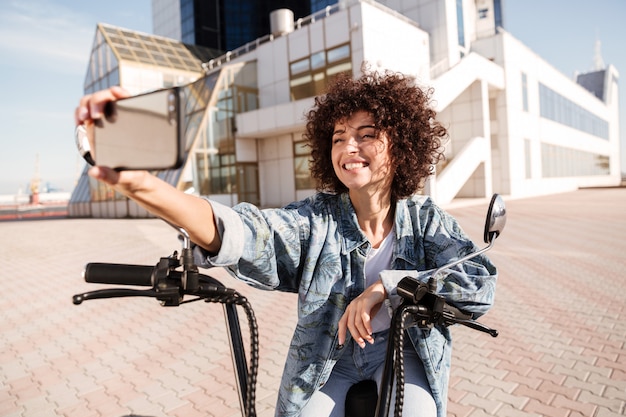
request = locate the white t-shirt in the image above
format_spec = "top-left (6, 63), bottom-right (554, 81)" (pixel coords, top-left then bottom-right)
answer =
top-left (364, 227), bottom-right (395, 333)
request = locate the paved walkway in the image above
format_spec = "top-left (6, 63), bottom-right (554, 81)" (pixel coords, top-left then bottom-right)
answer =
top-left (1, 188), bottom-right (624, 417)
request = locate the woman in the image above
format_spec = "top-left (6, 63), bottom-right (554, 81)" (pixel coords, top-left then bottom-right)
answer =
top-left (76, 69), bottom-right (497, 417)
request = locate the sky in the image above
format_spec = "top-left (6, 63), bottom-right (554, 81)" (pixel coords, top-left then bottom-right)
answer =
top-left (0, 0), bottom-right (624, 195)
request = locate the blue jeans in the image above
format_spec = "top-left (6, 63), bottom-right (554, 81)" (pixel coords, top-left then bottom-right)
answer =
top-left (300, 329), bottom-right (437, 417)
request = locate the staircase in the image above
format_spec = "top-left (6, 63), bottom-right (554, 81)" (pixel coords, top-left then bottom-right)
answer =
top-left (427, 53), bottom-right (504, 205)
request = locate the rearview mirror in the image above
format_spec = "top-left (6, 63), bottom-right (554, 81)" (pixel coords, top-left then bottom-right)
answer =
top-left (483, 194), bottom-right (507, 244)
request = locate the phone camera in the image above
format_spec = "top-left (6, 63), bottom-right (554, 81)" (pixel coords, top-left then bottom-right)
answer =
top-left (167, 92), bottom-right (177, 125)
top-left (104, 102), bottom-right (118, 123)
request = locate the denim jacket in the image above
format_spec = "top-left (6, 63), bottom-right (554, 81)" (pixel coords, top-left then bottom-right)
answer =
top-left (194, 192), bottom-right (497, 417)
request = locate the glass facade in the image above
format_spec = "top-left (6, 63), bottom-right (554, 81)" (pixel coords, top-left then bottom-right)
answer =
top-left (289, 43), bottom-right (352, 100)
top-left (187, 62), bottom-right (260, 204)
top-left (180, 0), bottom-right (198, 46)
top-left (177, 0), bottom-right (312, 52)
top-left (84, 23), bottom-right (220, 94)
top-left (71, 24), bottom-right (264, 213)
top-left (310, 0), bottom-right (337, 13)
top-left (223, 1), bottom-right (257, 51)
top-left (84, 29), bottom-right (119, 94)
top-left (539, 83), bottom-right (609, 139)
top-left (541, 143), bottom-right (610, 177)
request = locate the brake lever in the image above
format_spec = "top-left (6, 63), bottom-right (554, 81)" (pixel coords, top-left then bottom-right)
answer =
top-left (72, 288), bottom-right (160, 305)
top-left (452, 317), bottom-right (499, 337)
top-left (397, 276), bottom-right (499, 337)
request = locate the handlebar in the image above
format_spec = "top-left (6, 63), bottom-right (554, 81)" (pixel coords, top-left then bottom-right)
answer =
top-left (83, 262), bottom-right (155, 286)
top-left (397, 276), bottom-right (498, 337)
top-left (73, 252), bottom-right (260, 417)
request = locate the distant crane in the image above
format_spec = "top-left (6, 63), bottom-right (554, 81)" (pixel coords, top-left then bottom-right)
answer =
top-left (30, 153), bottom-right (41, 204)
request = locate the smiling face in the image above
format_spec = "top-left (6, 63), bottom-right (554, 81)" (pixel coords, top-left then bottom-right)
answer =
top-left (331, 110), bottom-right (393, 198)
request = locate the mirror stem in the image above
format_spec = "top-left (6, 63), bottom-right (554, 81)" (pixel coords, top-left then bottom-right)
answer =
top-left (431, 238), bottom-right (495, 280)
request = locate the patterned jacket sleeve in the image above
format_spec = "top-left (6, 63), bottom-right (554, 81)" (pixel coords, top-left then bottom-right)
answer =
top-left (380, 202), bottom-right (497, 318)
top-left (193, 198), bottom-right (308, 293)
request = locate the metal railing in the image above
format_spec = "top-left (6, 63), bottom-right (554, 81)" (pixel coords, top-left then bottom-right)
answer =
top-left (202, 4), bottom-right (343, 72)
top-left (202, 0), bottom-right (420, 73)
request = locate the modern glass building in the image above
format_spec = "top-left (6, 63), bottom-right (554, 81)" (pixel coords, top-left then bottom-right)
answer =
top-left (153, 0), bottom-right (312, 51)
top-left (70, 0), bottom-right (620, 218)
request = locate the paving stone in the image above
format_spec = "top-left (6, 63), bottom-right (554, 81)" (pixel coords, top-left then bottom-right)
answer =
top-left (551, 394), bottom-right (598, 416)
top-left (577, 390), bottom-right (625, 413)
top-left (523, 399), bottom-right (569, 417)
top-left (495, 404), bottom-right (541, 417)
top-left (595, 407), bottom-right (626, 417)
top-left (1, 188), bottom-right (626, 417)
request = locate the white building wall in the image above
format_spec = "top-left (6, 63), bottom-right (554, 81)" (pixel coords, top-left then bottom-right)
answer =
top-left (359, 2), bottom-right (430, 80)
top-left (377, 0), bottom-right (460, 71)
top-left (119, 63), bottom-right (197, 95)
top-left (472, 31), bottom-right (620, 198)
top-left (287, 24), bottom-right (310, 61)
top-left (322, 5), bottom-right (353, 49)
top-left (472, 0), bottom-right (496, 38)
top-left (257, 134), bottom-right (297, 207)
top-left (228, 0), bottom-right (619, 208)
top-left (256, 36), bottom-right (289, 107)
top-left (308, 18), bottom-right (325, 54)
top-left (605, 66), bottom-right (621, 179)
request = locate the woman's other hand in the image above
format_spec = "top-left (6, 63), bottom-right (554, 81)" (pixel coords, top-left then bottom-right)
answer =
top-left (338, 280), bottom-right (387, 348)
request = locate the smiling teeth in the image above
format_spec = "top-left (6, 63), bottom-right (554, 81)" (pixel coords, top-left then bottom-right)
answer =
top-left (344, 162), bottom-right (366, 170)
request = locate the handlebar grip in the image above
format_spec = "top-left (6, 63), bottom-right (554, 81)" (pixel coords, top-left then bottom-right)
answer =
top-left (83, 263), bottom-right (154, 286)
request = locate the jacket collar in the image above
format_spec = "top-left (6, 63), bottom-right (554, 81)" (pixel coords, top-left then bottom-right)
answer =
top-left (393, 197), bottom-right (417, 268)
top-left (337, 193), bottom-right (368, 255)
top-left (336, 193), bottom-right (417, 264)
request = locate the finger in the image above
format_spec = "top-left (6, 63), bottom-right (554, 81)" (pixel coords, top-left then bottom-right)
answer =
top-left (75, 95), bottom-right (92, 125)
top-left (346, 297), bottom-right (373, 343)
top-left (75, 101), bottom-right (89, 126)
top-left (346, 308), bottom-right (369, 349)
top-left (76, 86), bottom-right (131, 125)
top-left (88, 87), bottom-right (130, 119)
top-left (356, 310), bottom-right (374, 345)
top-left (88, 166), bottom-right (120, 185)
top-left (341, 305), bottom-right (362, 347)
top-left (338, 313), bottom-right (347, 347)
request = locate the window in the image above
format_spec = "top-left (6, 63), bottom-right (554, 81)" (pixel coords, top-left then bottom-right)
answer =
top-left (541, 143), bottom-right (610, 177)
top-left (196, 152), bottom-right (236, 194)
top-left (290, 43), bottom-right (352, 101)
top-left (294, 140), bottom-right (315, 190)
top-left (494, 0), bottom-right (503, 28)
top-left (539, 83), bottom-right (609, 139)
top-left (521, 72), bottom-right (529, 112)
top-left (456, 0), bottom-right (465, 47)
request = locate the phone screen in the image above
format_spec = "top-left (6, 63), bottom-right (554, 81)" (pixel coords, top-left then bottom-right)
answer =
top-left (89, 87), bottom-right (183, 170)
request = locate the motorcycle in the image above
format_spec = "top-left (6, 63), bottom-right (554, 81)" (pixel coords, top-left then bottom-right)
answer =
top-left (73, 194), bottom-right (506, 417)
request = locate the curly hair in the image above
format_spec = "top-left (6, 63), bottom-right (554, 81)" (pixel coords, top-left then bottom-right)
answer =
top-left (304, 68), bottom-right (447, 201)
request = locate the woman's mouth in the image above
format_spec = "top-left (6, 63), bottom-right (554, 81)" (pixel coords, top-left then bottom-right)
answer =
top-left (343, 162), bottom-right (369, 170)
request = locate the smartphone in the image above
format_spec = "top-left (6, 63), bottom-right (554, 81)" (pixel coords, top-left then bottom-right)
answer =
top-left (77, 86), bottom-right (184, 171)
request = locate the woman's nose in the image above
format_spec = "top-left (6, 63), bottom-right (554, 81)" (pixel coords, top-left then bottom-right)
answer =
top-left (345, 135), bottom-right (359, 152)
